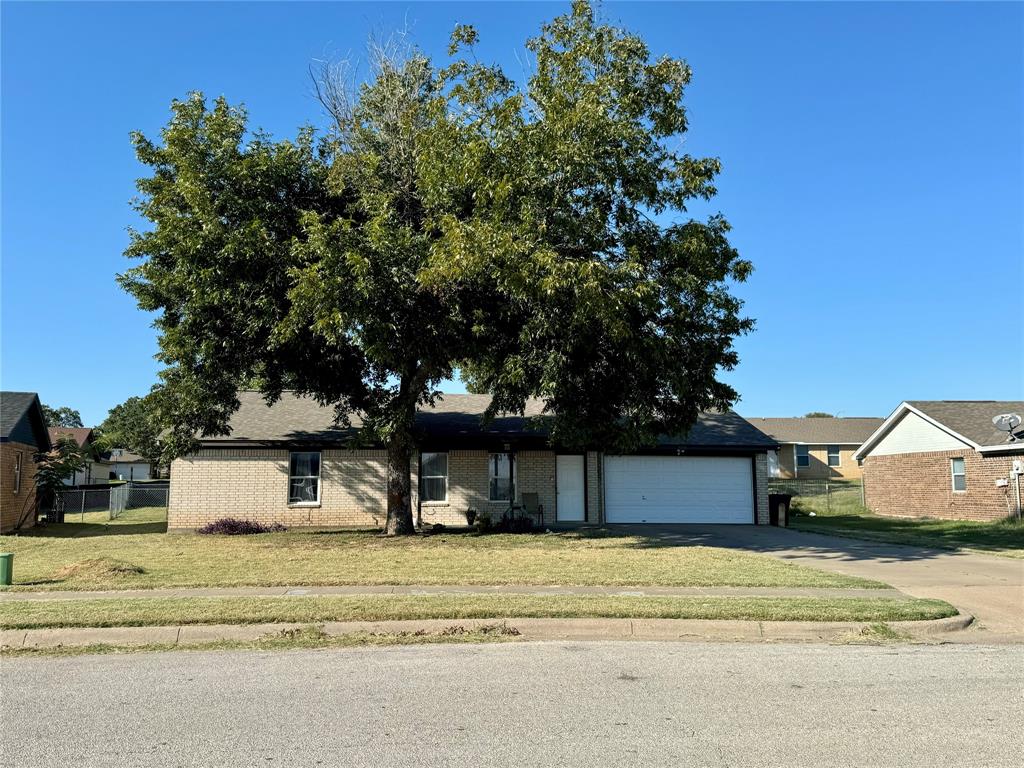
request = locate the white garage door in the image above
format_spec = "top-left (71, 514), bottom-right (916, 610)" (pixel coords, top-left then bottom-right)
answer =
top-left (605, 456), bottom-right (754, 524)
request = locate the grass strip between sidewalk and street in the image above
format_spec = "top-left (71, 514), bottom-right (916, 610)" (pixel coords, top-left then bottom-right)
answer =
top-left (0, 593), bottom-right (957, 630)
top-left (0, 624), bottom-right (524, 658)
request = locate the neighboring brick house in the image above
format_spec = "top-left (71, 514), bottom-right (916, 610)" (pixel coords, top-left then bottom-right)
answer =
top-left (855, 401), bottom-right (1024, 522)
top-left (169, 391), bottom-right (778, 531)
top-left (744, 416), bottom-right (883, 479)
top-left (1, 392), bottom-right (52, 533)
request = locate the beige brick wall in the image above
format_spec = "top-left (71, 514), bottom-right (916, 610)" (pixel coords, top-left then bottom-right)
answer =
top-left (0, 442), bottom-right (38, 533)
top-left (168, 449), bottom-right (388, 530)
top-left (863, 449), bottom-right (1022, 521)
top-left (754, 453), bottom-right (770, 525)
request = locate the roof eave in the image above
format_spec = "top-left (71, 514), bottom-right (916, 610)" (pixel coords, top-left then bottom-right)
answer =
top-left (854, 402), bottom-right (980, 460)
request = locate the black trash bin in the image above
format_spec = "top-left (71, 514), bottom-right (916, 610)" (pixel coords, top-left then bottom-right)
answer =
top-left (768, 493), bottom-right (792, 527)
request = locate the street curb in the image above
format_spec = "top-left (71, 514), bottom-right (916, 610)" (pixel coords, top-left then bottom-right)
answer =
top-left (891, 613), bottom-right (974, 635)
top-left (0, 613), bottom-right (977, 651)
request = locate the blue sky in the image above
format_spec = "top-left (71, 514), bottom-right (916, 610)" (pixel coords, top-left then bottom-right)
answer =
top-left (2, 1), bottom-right (1022, 426)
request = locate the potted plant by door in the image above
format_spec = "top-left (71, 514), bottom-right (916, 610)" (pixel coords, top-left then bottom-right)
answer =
top-left (465, 508), bottom-right (478, 526)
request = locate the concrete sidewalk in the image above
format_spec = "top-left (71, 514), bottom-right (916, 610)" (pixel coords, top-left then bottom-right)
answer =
top-left (0, 614), bottom-right (976, 650)
top-left (0, 584), bottom-right (906, 601)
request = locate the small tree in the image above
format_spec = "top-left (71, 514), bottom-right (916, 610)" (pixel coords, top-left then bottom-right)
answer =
top-left (804, 412), bottom-right (834, 418)
top-left (41, 404), bottom-right (84, 428)
top-left (35, 437), bottom-right (88, 496)
top-left (121, 1), bottom-right (752, 535)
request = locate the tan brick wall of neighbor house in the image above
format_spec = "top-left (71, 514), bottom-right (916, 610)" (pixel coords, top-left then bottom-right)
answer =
top-left (1, 442), bottom-right (38, 533)
top-left (863, 449), bottom-right (1022, 522)
top-left (754, 453), bottom-right (769, 525)
top-left (777, 444), bottom-right (863, 479)
top-left (777, 446), bottom-right (796, 479)
top-left (168, 448), bottom-right (389, 530)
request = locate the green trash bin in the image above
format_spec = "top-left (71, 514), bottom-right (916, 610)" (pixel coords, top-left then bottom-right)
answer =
top-left (0, 553), bottom-right (12, 586)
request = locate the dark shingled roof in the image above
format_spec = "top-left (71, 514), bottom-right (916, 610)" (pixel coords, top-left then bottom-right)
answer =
top-left (1, 392), bottom-right (52, 450)
top-left (201, 391), bottom-right (776, 450)
top-left (907, 401), bottom-right (1024, 447)
top-left (743, 417), bottom-right (883, 445)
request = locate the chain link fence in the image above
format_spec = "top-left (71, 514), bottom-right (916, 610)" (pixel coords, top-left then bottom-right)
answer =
top-left (50, 481), bottom-right (169, 521)
top-left (767, 478), bottom-right (864, 515)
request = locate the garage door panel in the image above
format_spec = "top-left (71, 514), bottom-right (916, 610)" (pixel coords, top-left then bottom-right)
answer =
top-left (605, 456), bottom-right (753, 524)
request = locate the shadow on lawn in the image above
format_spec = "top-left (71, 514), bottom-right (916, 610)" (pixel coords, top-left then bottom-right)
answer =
top-left (791, 514), bottom-right (1023, 555)
top-left (587, 523), bottom-right (985, 565)
top-left (12, 520), bottom-right (168, 539)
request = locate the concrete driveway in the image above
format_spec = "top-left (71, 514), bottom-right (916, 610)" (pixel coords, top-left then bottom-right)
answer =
top-left (611, 525), bottom-right (1024, 640)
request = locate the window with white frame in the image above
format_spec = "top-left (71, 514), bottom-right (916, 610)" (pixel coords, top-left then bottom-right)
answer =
top-left (488, 453), bottom-right (513, 501)
top-left (827, 445), bottom-right (841, 467)
top-left (13, 451), bottom-right (23, 494)
top-left (795, 445), bottom-right (810, 467)
top-left (950, 458), bottom-right (966, 492)
top-left (288, 452), bottom-right (321, 504)
top-left (420, 452), bottom-right (448, 502)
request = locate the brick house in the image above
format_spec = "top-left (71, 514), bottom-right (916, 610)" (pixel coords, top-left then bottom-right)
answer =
top-left (1, 392), bottom-right (52, 533)
top-left (169, 391), bottom-right (778, 530)
top-left (744, 416), bottom-right (882, 479)
top-left (855, 401), bottom-right (1024, 521)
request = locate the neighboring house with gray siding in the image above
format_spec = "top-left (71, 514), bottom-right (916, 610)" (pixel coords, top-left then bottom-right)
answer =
top-left (169, 391), bottom-right (778, 530)
top-left (855, 401), bottom-right (1024, 521)
top-left (744, 416), bottom-right (883, 480)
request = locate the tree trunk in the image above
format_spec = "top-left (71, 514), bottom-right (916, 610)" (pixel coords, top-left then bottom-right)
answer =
top-left (384, 431), bottom-right (416, 536)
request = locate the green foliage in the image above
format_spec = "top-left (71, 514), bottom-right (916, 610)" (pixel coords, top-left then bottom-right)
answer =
top-left (34, 437), bottom-right (87, 493)
top-left (120, 1), bottom-right (752, 530)
top-left (41, 404), bottom-right (83, 428)
top-left (98, 395), bottom-right (163, 467)
top-left (804, 412), bottom-right (834, 418)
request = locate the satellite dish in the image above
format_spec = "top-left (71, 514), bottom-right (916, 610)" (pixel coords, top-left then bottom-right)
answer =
top-left (992, 413), bottom-right (1022, 442)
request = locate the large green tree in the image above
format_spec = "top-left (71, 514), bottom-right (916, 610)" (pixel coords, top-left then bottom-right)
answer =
top-left (121, 1), bottom-right (752, 535)
top-left (99, 395), bottom-right (163, 468)
top-left (41, 404), bottom-right (84, 429)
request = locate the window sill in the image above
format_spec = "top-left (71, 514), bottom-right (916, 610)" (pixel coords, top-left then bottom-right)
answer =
top-left (288, 502), bottom-right (321, 508)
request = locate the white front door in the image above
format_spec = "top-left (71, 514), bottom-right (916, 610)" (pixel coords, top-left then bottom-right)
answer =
top-left (556, 454), bottom-right (585, 522)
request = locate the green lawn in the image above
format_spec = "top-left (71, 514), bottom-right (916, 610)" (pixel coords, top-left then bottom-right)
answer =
top-left (0, 593), bottom-right (956, 630)
top-left (0, 507), bottom-right (886, 590)
top-left (789, 493), bottom-right (1024, 557)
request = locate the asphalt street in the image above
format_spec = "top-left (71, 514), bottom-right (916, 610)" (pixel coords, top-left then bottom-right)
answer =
top-left (3, 640), bottom-right (1021, 767)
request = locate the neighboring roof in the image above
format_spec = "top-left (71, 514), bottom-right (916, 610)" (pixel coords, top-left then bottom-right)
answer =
top-left (0, 392), bottom-right (52, 451)
top-left (856, 400), bottom-right (1024, 459)
top-left (199, 391), bottom-right (777, 451)
top-left (743, 417), bottom-right (883, 445)
top-left (48, 427), bottom-right (95, 448)
top-left (106, 450), bottom-right (147, 464)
